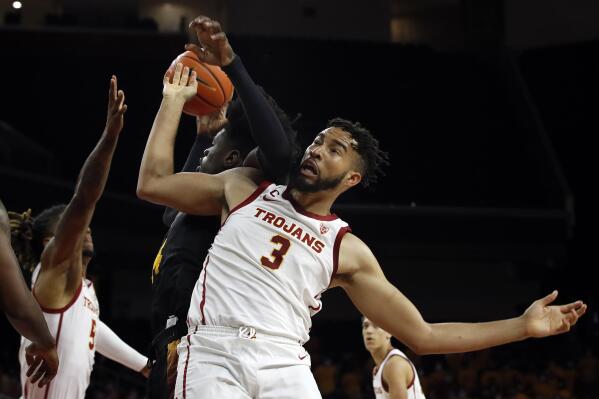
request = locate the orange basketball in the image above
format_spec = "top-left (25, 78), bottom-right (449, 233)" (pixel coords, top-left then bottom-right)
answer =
top-left (165, 51), bottom-right (234, 117)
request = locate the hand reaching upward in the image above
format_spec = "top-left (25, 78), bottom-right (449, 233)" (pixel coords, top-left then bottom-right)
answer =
top-left (163, 63), bottom-right (198, 102)
top-left (186, 16), bottom-right (235, 67)
top-left (105, 76), bottom-right (127, 137)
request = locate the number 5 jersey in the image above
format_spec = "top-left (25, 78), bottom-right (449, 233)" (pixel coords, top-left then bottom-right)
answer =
top-left (186, 182), bottom-right (352, 343)
top-left (19, 264), bottom-right (99, 399)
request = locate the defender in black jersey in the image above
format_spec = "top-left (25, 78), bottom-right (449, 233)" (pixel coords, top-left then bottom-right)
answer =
top-left (147, 56), bottom-right (300, 398)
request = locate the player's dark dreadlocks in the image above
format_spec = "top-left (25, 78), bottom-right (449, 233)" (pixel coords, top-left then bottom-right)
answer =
top-left (8, 204), bottom-right (66, 272)
top-left (327, 118), bottom-right (389, 187)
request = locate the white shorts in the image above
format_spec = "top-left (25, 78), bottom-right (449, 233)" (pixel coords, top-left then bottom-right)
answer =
top-left (175, 325), bottom-right (321, 399)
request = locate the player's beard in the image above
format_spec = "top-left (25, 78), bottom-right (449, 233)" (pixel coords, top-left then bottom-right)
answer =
top-left (289, 167), bottom-right (345, 193)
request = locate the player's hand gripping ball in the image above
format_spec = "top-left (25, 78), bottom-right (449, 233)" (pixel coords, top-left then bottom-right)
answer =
top-left (165, 51), bottom-right (234, 117)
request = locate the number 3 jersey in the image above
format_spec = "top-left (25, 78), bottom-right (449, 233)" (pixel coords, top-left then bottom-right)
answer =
top-left (187, 182), bottom-right (351, 344)
top-left (19, 264), bottom-right (99, 399)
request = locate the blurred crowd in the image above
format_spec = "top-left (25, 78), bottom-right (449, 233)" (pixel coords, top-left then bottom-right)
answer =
top-left (1, 328), bottom-right (597, 399)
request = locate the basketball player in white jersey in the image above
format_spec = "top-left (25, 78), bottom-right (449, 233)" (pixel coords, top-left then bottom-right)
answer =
top-left (362, 317), bottom-right (425, 399)
top-left (137, 16), bottom-right (587, 398)
top-left (13, 76), bottom-right (149, 399)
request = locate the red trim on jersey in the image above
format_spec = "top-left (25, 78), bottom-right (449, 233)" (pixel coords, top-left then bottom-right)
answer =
top-left (309, 303), bottom-right (321, 311)
top-left (182, 333), bottom-right (193, 399)
top-left (407, 359), bottom-right (416, 390)
top-left (34, 281), bottom-right (83, 314)
top-left (282, 188), bottom-right (339, 221)
top-left (199, 257), bottom-right (210, 325)
top-left (381, 353), bottom-right (416, 393)
top-left (43, 312), bottom-right (65, 399)
top-left (228, 180), bottom-right (271, 216)
top-left (330, 226), bottom-right (351, 285)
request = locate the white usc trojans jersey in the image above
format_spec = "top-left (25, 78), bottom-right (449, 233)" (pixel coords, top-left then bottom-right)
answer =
top-left (373, 348), bottom-right (426, 399)
top-left (187, 182), bottom-right (351, 343)
top-left (19, 265), bottom-right (100, 399)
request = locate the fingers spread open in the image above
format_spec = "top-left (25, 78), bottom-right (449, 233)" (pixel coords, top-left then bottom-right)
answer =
top-left (173, 63), bottom-right (183, 85)
top-left (180, 66), bottom-right (190, 86)
top-left (31, 364), bottom-right (47, 385)
top-left (26, 356), bottom-right (42, 377)
top-left (189, 70), bottom-right (197, 88)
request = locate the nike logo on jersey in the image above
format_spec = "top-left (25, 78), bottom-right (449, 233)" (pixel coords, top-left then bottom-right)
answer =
top-left (298, 353), bottom-right (308, 360)
top-left (263, 195), bottom-right (276, 202)
top-left (254, 207), bottom-right (325, 254)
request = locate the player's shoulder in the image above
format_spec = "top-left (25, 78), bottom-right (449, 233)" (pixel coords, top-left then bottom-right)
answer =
top-left (340, 232), bottom-right (375, 260)
top-left (222, 167), bottom-right (268, 213)
top-left (222, 166), bottom-right (264, 183)
top-left (383, 353), bottom-right (415, 387)
top-left (334, 232), bottom-right (377, 280)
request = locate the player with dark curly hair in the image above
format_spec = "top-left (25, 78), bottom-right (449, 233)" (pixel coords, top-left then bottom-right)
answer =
top-left (138, 16), bottom-right (587, 398)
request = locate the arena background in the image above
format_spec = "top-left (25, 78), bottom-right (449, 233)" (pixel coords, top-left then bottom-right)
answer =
top-left (1, 0), bottom-right (597, 397)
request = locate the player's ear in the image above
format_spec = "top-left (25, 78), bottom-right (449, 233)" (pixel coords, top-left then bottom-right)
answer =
top-left (344, 170), bottom-right (362, 188)
top-left (224, 149), bottom-right (242, 168)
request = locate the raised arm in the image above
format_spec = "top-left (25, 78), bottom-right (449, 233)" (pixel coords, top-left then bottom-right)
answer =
top-left (334, 233), bottom-right (587, 355)
top-left (186, 16), bottom-right (293, 180)
top-left (95, 319), bottom-right (149, 376)
top-left (43, 76), bottom-right (126, 269)
top-left (162, 112), bottom-right (223, 226)
top-left (0, 201), bottom-right (58, 387)
top-left (137, 64), bottom-right (261, 215)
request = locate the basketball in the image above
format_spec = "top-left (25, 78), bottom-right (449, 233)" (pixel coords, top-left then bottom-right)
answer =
top-left (165, 51), bottom-right (234, 117)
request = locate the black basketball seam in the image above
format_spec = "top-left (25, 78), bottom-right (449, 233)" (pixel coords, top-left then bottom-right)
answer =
top-left (179, 55), bottom-right (224, 108)
top-left (202, 63), bottom-right (227, 103)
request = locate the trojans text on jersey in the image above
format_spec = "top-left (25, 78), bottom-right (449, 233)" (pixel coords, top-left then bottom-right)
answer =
top-left (253, 207), bottom-right (325, 253)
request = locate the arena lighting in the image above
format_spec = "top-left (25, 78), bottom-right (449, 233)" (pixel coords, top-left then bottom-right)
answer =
top-left (12, 1), bottom-right (22, 9)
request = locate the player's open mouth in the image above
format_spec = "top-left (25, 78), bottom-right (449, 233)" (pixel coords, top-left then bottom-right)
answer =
top-left (300, 159), bottom-right (319, 177)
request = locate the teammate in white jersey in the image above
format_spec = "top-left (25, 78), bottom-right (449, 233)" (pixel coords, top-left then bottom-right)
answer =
top-left (10, 77), bottom-right (149, 399)
top-left (363, 317), bottom-right (425, 399)
top-left (137, 15), bottom-right (587, 398)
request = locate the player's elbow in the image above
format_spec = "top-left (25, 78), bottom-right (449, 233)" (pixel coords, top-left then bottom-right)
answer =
top-left (404, 324), bottom-right (435, 355)
top-left (136, 178), bottom-right (158, 202)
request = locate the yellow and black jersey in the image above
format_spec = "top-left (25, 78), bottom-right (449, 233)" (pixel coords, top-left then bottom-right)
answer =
top-left (150, 212), bottom-right (220, 337)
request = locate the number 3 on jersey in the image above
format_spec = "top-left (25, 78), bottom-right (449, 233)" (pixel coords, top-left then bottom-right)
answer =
top-left (261, 235), bottom-right (291, 269)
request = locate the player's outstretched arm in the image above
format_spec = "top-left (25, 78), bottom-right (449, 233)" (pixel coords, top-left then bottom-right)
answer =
top-left (162, 111), bottom-right (226, 227)
top-left (335, 233), bottom-right (587, 355)
top-left (138, 64), bottom-right (261, 215)
top-left (138, 62), bottom-right (222, 215)
top-left (0, 201), bottom-right (58, 387)
top-left (186, 16), bottom-right (293, 179)
top-left (43, 76), bottom-right (126, 269)
top-left (95, 319), bottom-right (150, 377)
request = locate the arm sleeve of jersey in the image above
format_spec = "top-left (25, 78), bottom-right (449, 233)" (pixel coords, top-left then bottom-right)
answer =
top-left (222, 57), bottom-right (293, 180)
top-left (95, 319), bottom-right (147, 372)
top-left (162, 134), bottom-right (212, 226)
